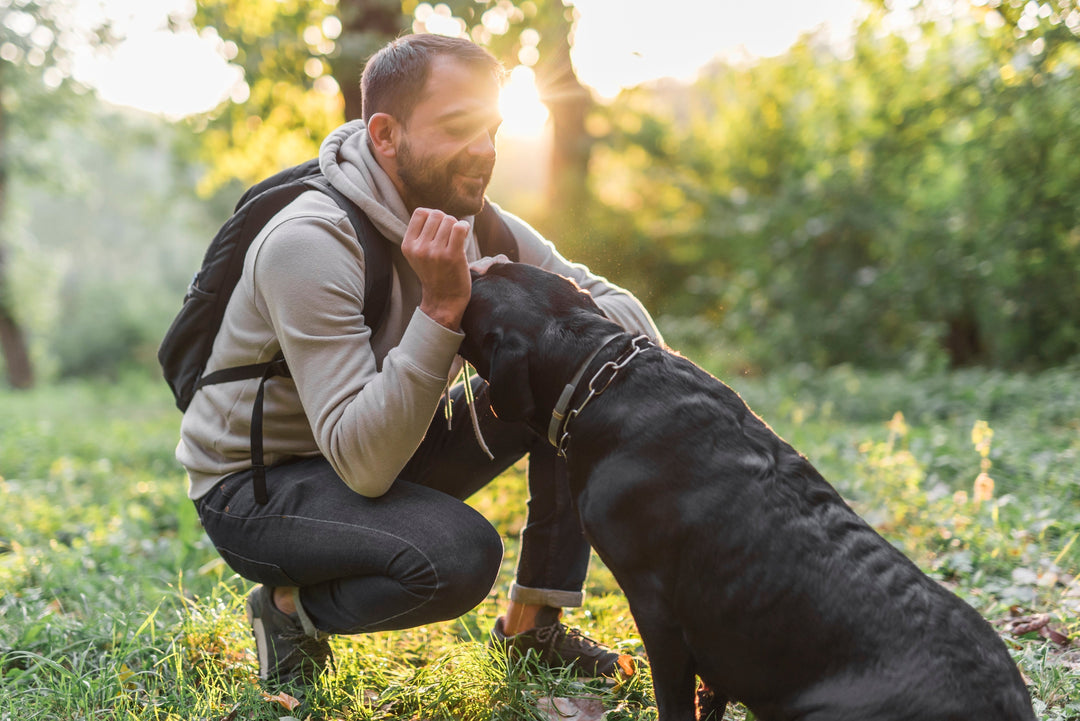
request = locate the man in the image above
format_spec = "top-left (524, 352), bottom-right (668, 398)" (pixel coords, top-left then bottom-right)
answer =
top-left (178, 33), bottom-right (661, 689)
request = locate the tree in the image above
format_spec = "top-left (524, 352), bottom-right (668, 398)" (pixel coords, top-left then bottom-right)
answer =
top-left (0, 63), bottom-right (30, 388)
top-left (193, 0), bottom-right (409, 193)
top-left (0, 0), bottom-right (110, 388)
top-left (434, 0), bottom-right (593, 223)
top-left (588, 0), bottom-right (1080, 370)
top-left (193, 0), bottom-right (594, 226)
top-left (335, 0), bottom-right (408, 121)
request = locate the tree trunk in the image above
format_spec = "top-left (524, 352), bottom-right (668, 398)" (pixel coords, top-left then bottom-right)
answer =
top-left (534, 21), bottom-right (593, 227)
top-left (945, 313), bottom-right (984, 368)
top-left (334, 0), bottom-right (410, 121)
top-left (0, 300), bottom-right (35, 390)
top-left (0, 83), bottom-right (35, 389)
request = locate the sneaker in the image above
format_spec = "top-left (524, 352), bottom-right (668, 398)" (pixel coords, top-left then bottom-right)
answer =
top-left (491, 613), bottom-right (636, 678)
top-left (245, 585), bottom-right (333, 687)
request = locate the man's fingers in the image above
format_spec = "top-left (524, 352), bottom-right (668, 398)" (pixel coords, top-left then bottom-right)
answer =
top-left (421, 210), bottom-right (453, 247)
top-left (400, 209), bottom-right (473, 330)
top-left (448, 219), bottom-right (470, 247)
top-left (405, 207), bottom-right (434, 240)
top-left (433, 213), bottom-right (459, 248)
top-left (405, 208), bottom-right (470, 253)
top-left (470, 254), bottom-right (511, 274)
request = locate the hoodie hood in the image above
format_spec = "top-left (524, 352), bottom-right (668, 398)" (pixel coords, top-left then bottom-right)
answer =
top-left (320, 119), bottom-right (484, 250)
top-left (320, 120), bottom-right (412, 244)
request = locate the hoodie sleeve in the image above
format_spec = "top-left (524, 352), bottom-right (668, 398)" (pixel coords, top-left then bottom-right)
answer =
top-left (251, 209), bottom-right (462, 498)
top-left (490, 204), bottom-right (664, 344)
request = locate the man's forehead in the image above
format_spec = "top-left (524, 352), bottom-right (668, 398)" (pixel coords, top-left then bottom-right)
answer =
top-left (420, 55), bottom-right (501, 111)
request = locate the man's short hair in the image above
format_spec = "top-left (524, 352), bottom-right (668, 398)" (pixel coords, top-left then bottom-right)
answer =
top-left (361, 33), bottom-right (504, 125)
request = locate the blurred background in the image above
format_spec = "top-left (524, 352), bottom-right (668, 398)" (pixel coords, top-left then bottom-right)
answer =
top-left (3, 6), bottom-right (1079, 715)
top-left (1, 0), bottom-right (1078, 388)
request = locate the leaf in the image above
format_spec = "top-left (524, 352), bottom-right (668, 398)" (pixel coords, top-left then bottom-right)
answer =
top-left (117, 663), bottom-right (136, 690)
top-left (1003, 613), bottom-right (1073, 647)
top-left (536, 695), bottom-right (606, 721)
top-left (260, 691), bottom-right (301, 712)
top-left (1005, 613), bottom-right (1050, 636)
top-left (1040, 625), bottom-right (1072, 648)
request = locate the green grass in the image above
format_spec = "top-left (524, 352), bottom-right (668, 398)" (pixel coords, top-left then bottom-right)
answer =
top-left (1, 365), bottom-right (1078, 720)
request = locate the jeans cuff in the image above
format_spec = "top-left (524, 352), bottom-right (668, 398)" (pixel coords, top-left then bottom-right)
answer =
top-left (508, 582), bottom-right (583, 608)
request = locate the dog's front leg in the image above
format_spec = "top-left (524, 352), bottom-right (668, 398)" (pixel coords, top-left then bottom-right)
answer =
top-left (633, 613), bottom-right (700, 721)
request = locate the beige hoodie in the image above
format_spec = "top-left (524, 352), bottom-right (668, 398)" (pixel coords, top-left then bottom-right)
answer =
top-left (177, 120), bottom-right (661, 500)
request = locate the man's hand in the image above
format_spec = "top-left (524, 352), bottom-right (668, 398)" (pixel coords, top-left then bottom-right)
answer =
top-left (402, 208), bottom-right (472, 330)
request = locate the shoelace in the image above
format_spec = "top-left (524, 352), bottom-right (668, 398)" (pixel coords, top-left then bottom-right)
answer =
top-left (533, 622), bottom-right (604, 657)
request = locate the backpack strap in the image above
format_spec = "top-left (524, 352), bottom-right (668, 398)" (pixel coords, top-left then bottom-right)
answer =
top-left (194, 352), bottom-right (290, 505)
top-left (248, 352), bottom-right (289, 505)
top-left (475, 201), bottom-right (520, 262)
top-left (307, 177), bottom-right (393, 339)
top-left (235, 158), bottom-right (322, 211)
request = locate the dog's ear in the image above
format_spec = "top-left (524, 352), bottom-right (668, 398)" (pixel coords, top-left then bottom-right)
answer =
top-left (484, 329), bottom-right (535, 422)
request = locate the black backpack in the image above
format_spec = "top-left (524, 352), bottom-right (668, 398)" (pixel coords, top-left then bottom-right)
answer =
top-left (159, 158), bottom-right (518, 503)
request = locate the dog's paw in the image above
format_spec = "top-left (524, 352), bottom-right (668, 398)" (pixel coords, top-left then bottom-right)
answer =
top-left (695, 681), bottom-right (726, 721)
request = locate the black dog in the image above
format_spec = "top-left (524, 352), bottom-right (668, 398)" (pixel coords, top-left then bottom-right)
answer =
top-left (460, 263), bottom-right (1034, 721)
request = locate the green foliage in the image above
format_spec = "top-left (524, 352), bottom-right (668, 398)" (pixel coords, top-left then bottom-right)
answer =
top-left (192, 0), bottom-right (356, 194)
top-left (0, 0), bottom-right (107, 165)
top-left (1, 368), bottom-right (1078, 718)
top-left (587, 3), bottom-right (1080, 370)
top-left (189, 0), bottom-right (579, 196)
top-left (3, 108), bottom-right (226, 381)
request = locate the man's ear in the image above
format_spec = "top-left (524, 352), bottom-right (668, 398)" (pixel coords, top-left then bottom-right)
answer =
top-left (484, 329), bottom-right (535, 423)
top-left (367, 113), bottom-right (400, 159)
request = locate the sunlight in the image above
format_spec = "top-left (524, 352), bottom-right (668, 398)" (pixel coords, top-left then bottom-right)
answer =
top-left (68, 0), bottom-right (863, 120)
top-left (76, 29), bottom-right (243, 119)
top-left (572, 0), bottom-right (862, 98)
top-left (499, 65), bottom-right (549, 139)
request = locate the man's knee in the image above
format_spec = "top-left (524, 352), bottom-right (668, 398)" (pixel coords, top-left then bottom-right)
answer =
top-left (440, 519), bottom-right (504, 617)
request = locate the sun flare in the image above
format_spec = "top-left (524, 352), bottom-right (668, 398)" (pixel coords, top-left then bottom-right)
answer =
top-left (499, 65), bottom-right (549, 139)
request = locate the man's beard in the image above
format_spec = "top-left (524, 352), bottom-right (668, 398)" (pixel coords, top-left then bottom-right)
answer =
top-left (397, 138), bottom-right (493, 218)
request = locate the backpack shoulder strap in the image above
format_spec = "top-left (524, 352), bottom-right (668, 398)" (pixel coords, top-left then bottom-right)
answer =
top-left (235, 158), bottom-right (322, 211)
top-left (475, 200), bottom-right (520, 262)
top-left (305, 177), bottom-right (393, 338)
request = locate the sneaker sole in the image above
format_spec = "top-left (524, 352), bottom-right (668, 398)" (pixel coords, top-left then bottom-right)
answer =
top-left (246, 591), bottom-right (271, 681)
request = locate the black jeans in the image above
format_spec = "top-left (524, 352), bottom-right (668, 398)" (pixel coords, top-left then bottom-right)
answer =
top-left (195, 380), bottom-right (591, 635)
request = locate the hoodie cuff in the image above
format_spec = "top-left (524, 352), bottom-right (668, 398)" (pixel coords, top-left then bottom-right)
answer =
top-left (396, 308), bottom-right (465, 380)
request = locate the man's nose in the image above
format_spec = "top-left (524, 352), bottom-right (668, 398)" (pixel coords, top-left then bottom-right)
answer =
top-left (467, 129), bottom-right (496, 158)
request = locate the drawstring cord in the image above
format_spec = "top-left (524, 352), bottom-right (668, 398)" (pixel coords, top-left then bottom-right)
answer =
top-left (444, 359), bottom-right (495, 461)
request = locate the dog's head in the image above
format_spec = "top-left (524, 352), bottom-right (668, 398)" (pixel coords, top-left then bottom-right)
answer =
top-left (460, 262), bottom-right (609, 423)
